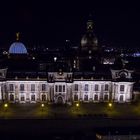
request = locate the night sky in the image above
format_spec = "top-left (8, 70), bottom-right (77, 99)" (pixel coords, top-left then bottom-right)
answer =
top-left (0, 1), bottom-right (140, 48)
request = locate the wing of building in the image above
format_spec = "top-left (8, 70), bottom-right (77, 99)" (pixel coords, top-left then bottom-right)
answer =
top-left (0, 19), bottom-right (135, 104)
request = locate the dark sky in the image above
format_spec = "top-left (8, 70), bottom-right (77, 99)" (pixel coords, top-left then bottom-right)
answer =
top-left (0, 1), bottom-right (140, 48)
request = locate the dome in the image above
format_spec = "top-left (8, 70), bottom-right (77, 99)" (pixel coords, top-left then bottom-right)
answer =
top-left (81, 19), bottom-right (98, 51)
top-left (81, 33), bottom-right (98, 50)
top-left (9, 42), bottom-right (27, 54)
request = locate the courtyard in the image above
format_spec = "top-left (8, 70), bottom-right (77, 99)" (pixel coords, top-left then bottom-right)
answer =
top-left (0, 102), bottom-right (140, 119)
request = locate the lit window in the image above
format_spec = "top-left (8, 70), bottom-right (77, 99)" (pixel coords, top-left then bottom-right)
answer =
top-left (9, 84), bottom-right (14, 91)
top-left (120, 85), bottom-right (124, 91)
top-left (20, 84), bottom-right (24, 91)
top-left (31, 84), bottom-right (35, 92)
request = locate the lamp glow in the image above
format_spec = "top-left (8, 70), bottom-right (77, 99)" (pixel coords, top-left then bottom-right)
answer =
top-left (4, 103), bottom-right (8, 108)
top-left (76, 103), bottom-right (79, 107)
top-left (41, 103), bottom-right (44, 107)
top-left (108, 103), bottom-right (112, 107)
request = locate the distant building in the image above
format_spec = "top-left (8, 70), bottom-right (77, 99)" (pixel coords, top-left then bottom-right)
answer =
top-left (0, 19), bottom-right (135, 104)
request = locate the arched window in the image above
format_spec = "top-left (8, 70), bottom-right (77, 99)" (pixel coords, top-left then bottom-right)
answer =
top-left (84, 95), bottom-right (88, 101)
top-left (94, 95), bottom-right (98, 101)
top-left (31, 95), bottom-right (35, 101)
top-left (74, 94), bottom-right (78, 101)
top-left (42, 94), bottom-right (46, 101)
top-left (120, 95), bottom-right (124, 101)
top-left (10, 94), bottom-right (14, 101)
top-left (21, 96), bottom-right (25, 101)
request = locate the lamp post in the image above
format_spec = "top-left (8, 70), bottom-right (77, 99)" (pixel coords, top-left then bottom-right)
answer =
top-left (108, 103), bottom-right (112, 108)
top-left (76, 103), bottom-right (79, 107)
top-left (4, 103), bottom-right (8, 112)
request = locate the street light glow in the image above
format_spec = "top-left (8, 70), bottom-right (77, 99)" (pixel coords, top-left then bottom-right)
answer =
top-left (108, 103), bottom-right (112, 107)
top-left (41, 103), bottom-right (44, 107)
top-left (76, 103), bottom-right (79, 107)
top-left (4, 103), bottom-right (8, 108)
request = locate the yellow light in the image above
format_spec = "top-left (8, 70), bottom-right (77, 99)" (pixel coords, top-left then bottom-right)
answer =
top-left (4, 103), bottom-right (8, 108)
top-left (41, 103), bottom-right (44, 107)
top-left (76, 103), bottom-right (79, 107)
top-left (108, 103), bottom-right (112, 107)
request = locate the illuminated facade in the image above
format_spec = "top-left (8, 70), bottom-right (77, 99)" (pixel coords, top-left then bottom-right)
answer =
top-left (0, 70), bottom-right (134, 104)
top-left (0, 18), bottom-right (135, 104)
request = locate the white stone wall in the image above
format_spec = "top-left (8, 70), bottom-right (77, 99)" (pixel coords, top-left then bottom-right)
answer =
top-left (112, 82), bottom-right (134, 102)
top-left (0, 80), bottom-right (134, 103)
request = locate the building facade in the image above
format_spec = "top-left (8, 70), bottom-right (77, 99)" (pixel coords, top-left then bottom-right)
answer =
top-left (0, 70), bottom-right (134, 104)
top-left (0, 18), bottom-right (135, 104)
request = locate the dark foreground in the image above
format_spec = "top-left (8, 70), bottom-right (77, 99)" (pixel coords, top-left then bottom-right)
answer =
top-left (0, 118), bottom-right (140, 140)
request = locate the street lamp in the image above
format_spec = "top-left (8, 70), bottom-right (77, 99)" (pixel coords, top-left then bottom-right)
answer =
top-left (4, 103), bottom-right (8, 108)
top-left (108, 103), bottom-right (112, 108)
top-left (41, 103), bottom-right (44, 108)
top-left (54, 57), bottom-right (57, 62)
top-left (76, 103), bottom-right (79, 107)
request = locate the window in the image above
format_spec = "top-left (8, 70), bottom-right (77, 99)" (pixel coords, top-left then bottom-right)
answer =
top-left (55, 85), bottom-right (58, 92)
top-left (120, 85), bottom-right (124, 91)
top-left (31, 84), bottom-right (35, 92)
top-left (20, 84), bottom-right (24, 91)
top-left (94, 95), bottom-right (98, 101)
top-left (63, 85), bottom-right (65, 92)
top-left (31, 95), bottom-right (35, 101)
top-left (42, 84), bottom-right (46, 91)
top-left (104, 95), bottom-right (109, 101)
top-left (10, 94), bottom-right (14, 101)
top-left (95, 84), bottom-right (99, 91)
top-left (21, 96), bottom-right (25, 101)
top-left (84, 84), bottom-right (88, 91)
top-left (74, 84), bottom-right (78, 91)
top-left (84, 95), bottom-right (88, 101)
top-left (74, 94), bottom-right (78, 101)
top-left (120, 95), bottom-right (124, 101)
top-left (42, 94), bottom-right (46, 101)
top-left (105, 84), bottom-right (109, 91)
top-left (59, 85), bottom-right (62, 92)
top-left (9, 84), bottom-right (14, 91)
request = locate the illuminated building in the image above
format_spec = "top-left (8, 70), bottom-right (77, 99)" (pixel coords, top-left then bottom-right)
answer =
top-left (0, 19), bottom-right (134, 104)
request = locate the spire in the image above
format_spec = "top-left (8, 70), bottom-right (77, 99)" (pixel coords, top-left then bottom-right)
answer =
top-left (87, 14), bottom-right (94, 32)
top-left (16, 32), bottom-right (20, 41)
